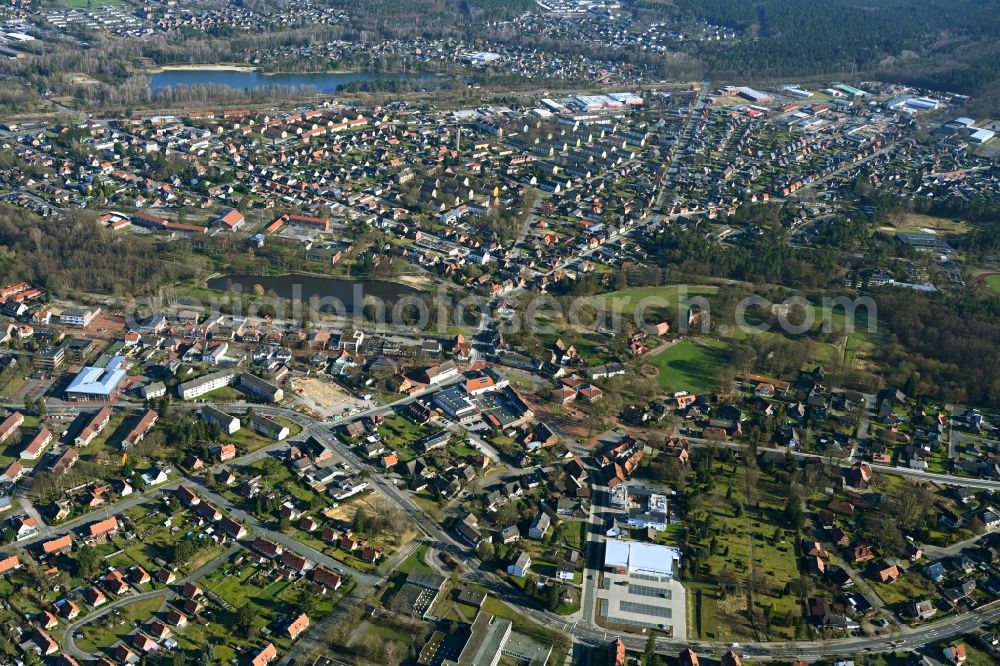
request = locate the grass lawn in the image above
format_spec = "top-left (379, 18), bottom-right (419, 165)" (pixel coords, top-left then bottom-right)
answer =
top-left (878, 213), bottom-right (970, 236)
top-left (867, 653), bottom-right (916, 666)
top-left (225, 417), bottom-right (300, 454)
top-left (586, 285), bottom-right (719, 318)
top-left (0, 420), bottom-right (39, 467)
top-left (870, 571), bottom-right (936, 607)
top-left (986, 274), bottom-right (1000, 293)
top-left (232, 457), bottom-right (318, 507)
top-left (650, 339), bottom-right (727, 394)
top-left (207, 559), bottom-right (293, 611)
top-left (0, 369), bottom-right (29, 403)
top-left (482, 594), bottom-right (556, 638)
top-left (930, 639), bottom-right (996, 666)
top-left (180, 558), bottom-right (354, 664)
top-left (412, 492), bottom-right (443, 516)
top-left (287, 528), bottom-right (380, 574)
top-left (77, 412), bottom-right (129, 461)
top-left (561, 521), bottom-right (587, 550)
top-left (170, 620), bottom-right (239, 665)
top-left (379, 414), bottom-right (437, 461)
top-left (433, 596), bottom-right (480, 623)
top-left (101, 506), bottom-right (227, 577)
top-left (75, 594), bottom-right (167, 654)
top-left (364, 620), bottom-right (413, 645)
top-left (843, 312), bottom-right (885, 368)
top-left (198, 385), bottom-right (244, 402)
top-left (396, 542), bottom-right (431, 574)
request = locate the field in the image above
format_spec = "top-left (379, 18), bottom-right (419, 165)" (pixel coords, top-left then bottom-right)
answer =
top-left (586, 284), bottom-right (718, 316)
top-left (985, 274), bottom-right (1000, 293)
top-left (649, 339), bottom-right (727, 394)
top-left (877, 212), bottom-right (970, 236)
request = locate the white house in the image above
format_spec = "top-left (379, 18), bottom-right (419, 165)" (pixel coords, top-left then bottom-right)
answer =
top-left (507, 551), bottom-right (531, 578)
top-left (528, 511), bottom-right (551, 540)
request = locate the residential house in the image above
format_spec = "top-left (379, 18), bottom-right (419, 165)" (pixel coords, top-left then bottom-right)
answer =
top-left (528, 511), bottom-right (551, 540)
top-left (508, 550), bottom-right (531, 578)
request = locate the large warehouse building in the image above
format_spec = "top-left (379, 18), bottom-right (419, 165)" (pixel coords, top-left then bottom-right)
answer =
top-left (604, 539), bottom-right (681, 579)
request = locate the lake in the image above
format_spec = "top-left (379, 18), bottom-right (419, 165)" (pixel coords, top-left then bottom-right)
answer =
top-left (207, 274), bottom-right (420, 309)
top-left (150, 69), bottom-right (432, 94)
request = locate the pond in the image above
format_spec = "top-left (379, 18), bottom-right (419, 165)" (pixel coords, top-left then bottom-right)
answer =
top-left (150, 69), bottom-right (433, 94)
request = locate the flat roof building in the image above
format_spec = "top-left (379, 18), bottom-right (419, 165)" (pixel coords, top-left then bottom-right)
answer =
top-left (604, 539), bottom-right (681, 579)
top-left (65, 356), bottom-right (127, 402)
top-left (433, 386), bottom-right (479, 421)
top-left (835, 84), bottom-right (868, 97)
top-left (457, 613), bottom-right (512, 666)
top-left (60, 307), bottom-right (101, 328)
top-left (971, 128), bottom-right (995, 144)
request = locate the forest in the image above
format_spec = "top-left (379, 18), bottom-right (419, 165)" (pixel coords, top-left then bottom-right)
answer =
top-left (645, 224), bottom-right (842, 289)
top-left (0, 206), bottom-right (200, 299)
top-left (875, 290), bottom-right (1000, 407)
top-left (636, 0), bottom-right (1000, 95)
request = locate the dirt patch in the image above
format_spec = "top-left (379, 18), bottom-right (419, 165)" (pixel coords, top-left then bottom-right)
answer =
top-left (68, 73), bottom-right (101, 86)
top-left (529, 399), bottom-right (592, 443)
top-left (291, 376), bottom-right (351, 410)
top-left (323, 493), bottom-right (380, 522)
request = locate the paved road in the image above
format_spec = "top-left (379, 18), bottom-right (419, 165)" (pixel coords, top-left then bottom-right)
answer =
top-left (61, 544), bottom-right (241, 659)
top-left (190, 482), bottom-right (381, 589)
top-left (678, 434), bottom-right (1000, 490)
top-left (652, 79), bottom-right (712, 216)
top-left (922, 530), bottom-right (995, 560)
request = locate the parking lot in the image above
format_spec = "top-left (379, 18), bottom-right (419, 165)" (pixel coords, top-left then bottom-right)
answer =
top-left (597, 570), bottom-right (688, 638)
